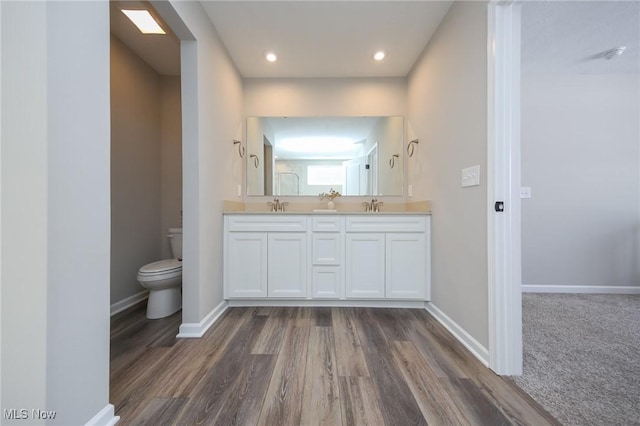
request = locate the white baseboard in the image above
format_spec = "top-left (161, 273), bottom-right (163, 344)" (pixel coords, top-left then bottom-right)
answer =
top-left (110, 290), bottom-right (149, 316)
top-left (177, 300), bottom-right (229, 338)
top-left (523, 285), bottom-right (640, 295)
top-left (425, 302), bottom-right (489, 367)
top-left (85, 404), bottom-right (119, 426)
top-left (228, 299), bottom-right (427, 309)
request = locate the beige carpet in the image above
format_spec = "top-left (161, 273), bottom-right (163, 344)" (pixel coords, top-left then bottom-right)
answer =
top-left (513, 293), bottom-right (640, 426)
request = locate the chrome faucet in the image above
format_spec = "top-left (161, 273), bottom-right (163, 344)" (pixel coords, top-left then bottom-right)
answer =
top-left (268, 198), bottom-right (279, 212)
top-left (362, 198), bottom-right (383, 212)
top-left (267, 198), bottom-right (288, 212)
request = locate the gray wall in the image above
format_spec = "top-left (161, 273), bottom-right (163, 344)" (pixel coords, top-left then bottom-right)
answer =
top-left (160, 76), bottom-right (183, 259)
top-left (407, 1), bottom-right (489, 347)
top-left (2, 1), bottom-right (112, 424)
top-left (111, 37), bottom-right (183, 302)
top-left (521, 74), bottom-right (640, 288)
top-left (110, 35), bottom-right (162, 304)
top-left (2, 1), bottom-right (48, 418)
top-left (243, 77), bottom-right (407, 118)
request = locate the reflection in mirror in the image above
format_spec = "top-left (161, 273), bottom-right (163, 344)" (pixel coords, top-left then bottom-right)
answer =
top-left (246, 116), bottom-right (404, 196)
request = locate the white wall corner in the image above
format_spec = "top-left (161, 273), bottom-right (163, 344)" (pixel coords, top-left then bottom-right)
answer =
top-left (177, 300), bottom-right (229, 338)
top-left (425, 302), bottom-right (490, 367)
top-left (110, 290), bottom-right (149, 316)
top-left (85, 404), bottom-right (119, 426)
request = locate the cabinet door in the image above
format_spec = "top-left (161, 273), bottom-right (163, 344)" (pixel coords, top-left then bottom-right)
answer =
top-left (226, 233), bottom-right (267, 298)
top-left (345, 233), bottom-right (385, 298)
top-left (385, 233), bottom-right (426, 299)
top-left (268, 233), bottom-right (307, 298)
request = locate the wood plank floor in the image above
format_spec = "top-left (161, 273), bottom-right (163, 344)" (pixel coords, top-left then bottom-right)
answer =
top-left (111, 304), bottom-right (559, 425)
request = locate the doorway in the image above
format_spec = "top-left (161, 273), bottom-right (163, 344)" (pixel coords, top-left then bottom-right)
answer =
top-left (109, 0), bottom-right (182, 312)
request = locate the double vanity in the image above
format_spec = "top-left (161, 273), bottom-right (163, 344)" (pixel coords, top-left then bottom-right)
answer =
top-left (231, 114), bottom-right (430, 307)
top-left (223, 211), bottom-right (431, 307)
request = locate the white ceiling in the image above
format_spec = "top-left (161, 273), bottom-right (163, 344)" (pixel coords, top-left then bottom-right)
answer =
top-left (112, 1), bottom-right (640, 78)
top-left (201, 1), bottom-right (453, 78)
top-left (521, 1), bottom-right (640, 74)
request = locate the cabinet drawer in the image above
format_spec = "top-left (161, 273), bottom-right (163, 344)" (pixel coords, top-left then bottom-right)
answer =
top-left (312, 233), bottom-right (342, 265)
top-left (312, 266), bottom-right (342, 299)
top-left (312, 216), bottom-right (343, 232)
top-left (227, 215), bottom-right (307, 232)
top-left (346, 215), bottom-right (426, 233)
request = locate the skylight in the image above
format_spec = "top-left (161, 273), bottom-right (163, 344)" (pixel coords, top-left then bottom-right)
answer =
top-left (121, 10), bottom-right (166, 34)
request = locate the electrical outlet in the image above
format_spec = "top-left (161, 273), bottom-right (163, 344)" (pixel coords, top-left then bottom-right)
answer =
top-left (520, 187), bottom-right (531, 199)
top-left (408, 184), bottom-right (413, 197)
top-left (237, 184), bottom-right (242, 197)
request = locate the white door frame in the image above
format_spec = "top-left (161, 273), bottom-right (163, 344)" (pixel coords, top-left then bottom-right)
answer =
top-left (487, 0), bottom-right (523, 375)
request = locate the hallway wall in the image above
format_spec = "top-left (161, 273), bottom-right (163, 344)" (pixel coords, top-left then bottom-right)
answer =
top-left (521, 74), bottom-right (640, 290)
top-left (2, 2), bottom-right (112, 424)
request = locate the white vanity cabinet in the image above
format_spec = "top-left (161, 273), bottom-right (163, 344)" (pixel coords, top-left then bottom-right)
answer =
top-left (224, 213), bottom-right (430, 303)
top-left (224, 215), bottom-right (307, 298)
top-left (345, 216), bottom-right (430, 300)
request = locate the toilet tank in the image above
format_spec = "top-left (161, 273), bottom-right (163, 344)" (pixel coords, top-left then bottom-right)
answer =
top-left (168, 228), bottom-right (183, 259)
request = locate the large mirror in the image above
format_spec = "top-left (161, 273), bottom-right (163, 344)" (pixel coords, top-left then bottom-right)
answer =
top-left (246, 116), bottom-right (404, 196)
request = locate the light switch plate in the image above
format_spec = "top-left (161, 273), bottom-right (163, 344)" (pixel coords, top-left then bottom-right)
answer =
top-left (461, 165), bottom-right (480, 187)
top-left (520, 187), bottom-right (531, 199)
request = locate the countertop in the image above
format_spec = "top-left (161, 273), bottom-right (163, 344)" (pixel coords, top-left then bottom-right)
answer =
top-left (223, 210), bottom-right (431, 215)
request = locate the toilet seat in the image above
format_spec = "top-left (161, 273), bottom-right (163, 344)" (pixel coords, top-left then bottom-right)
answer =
top-left (137, 259), bottom-right (182, 283)
top-left (138, 259), bottom-right (182, 275)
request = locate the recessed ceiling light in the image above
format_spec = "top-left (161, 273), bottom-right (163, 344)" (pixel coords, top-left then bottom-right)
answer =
top-left (121, 10), bottom-right (165, 34)
top-left (266, 52), bottom-right (278, 62)
top-left (373, 51), bottom-right (386, 61)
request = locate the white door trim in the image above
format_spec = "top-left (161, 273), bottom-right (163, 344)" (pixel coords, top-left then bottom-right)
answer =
top-left (487, 0), bottom-right (523, 375)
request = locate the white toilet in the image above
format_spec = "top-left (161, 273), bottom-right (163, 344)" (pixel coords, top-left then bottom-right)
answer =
top-left (137, 228), bottom-right (183, 319)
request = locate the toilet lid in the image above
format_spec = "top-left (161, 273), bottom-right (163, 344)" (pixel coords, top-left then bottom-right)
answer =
top-left (139, 259), bottom-right (182, 274)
